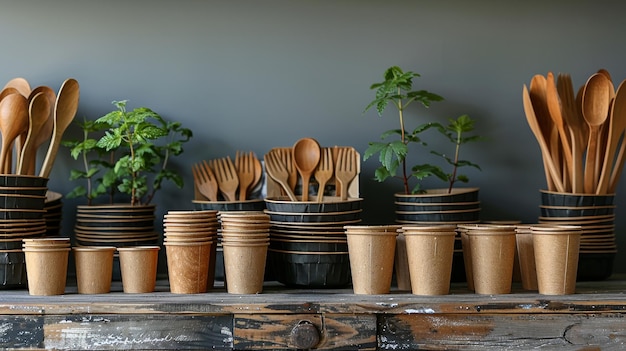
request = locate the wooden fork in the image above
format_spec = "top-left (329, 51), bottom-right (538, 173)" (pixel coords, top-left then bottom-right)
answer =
top-left (335, 148), bottom-right (357, 201)
top-left (277, 148), bottom-right (298, 192)
top-left (314, 148), bottom-right (333, 202)
top-left (264, 150), bottom-right (297, 201)
top-left (192, 161), bottom-right (218, 201)
top-left (209, 157), bottom-right (239, 202)
top-left (235, 151), bottom-right (255, 201)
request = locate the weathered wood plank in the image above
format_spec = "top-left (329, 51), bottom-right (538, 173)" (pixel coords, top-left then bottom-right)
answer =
top-left (0, 315), bottom-right (43, 349)
top-left (378, 313), bottom-right (626, 350)
top-left (0, 314), bottom-right (234, 350)
top-left (233, 313), bottom-right (377, 350)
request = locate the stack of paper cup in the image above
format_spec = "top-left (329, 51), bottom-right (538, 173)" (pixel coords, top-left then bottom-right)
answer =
top-left (219, 211), bottom-right (270, 294)
top-left (22, 237), bottom-right (70, 295)
top-left (163, 210), bottom-right (219, 293)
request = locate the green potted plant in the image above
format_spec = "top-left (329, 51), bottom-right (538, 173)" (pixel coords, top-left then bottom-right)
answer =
top-left (63, 100), bottom-right (192, 248)
top-left (363, 66), bottom-right (484, 288)
top-left (363, 66), bottom-right (482, 198)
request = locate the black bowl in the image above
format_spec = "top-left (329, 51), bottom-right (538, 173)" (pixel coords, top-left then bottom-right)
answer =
top-left (0, 175), bottom-right (48, 187)
top-left (264, 197), bottom-right (362, 213)
top-left (540, 190), bottom-right (615, 207)
top-left (394, 188), bottom-right (479, 204)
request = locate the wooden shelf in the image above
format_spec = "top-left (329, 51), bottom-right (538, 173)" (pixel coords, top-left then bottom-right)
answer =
top-left (2, 277), bottom-right (626, 350)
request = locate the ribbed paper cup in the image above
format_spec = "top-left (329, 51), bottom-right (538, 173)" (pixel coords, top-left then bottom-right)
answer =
top-left (345, 225), bottom-right (399, 294)
top-left (222, 241), bottom-right (268, 294)
top-left (117, 246), bottom-right (160, 293)
top-left (466, 225), bottom-right (516, 294)
top-left (401, 225), bottom-right (456, 295)
top-left (165, 241), bottom-right (212, 294)
top-left (531, 225), bottom-right (581, 295)
top-left (24, 247), bottom-right (69, 295)
top-left (73, 246), bottom-right (116, 294)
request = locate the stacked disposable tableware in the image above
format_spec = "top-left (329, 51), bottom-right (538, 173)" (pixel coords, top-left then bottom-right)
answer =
top-left (522, 69), bottom-right (625, 280)
top-left (22, 237), bottom-right (71, 295)
top-left (538, 190), bottom-right (616, 280)
top-left (263, 138), bottom-right (361, 288)
top-left (264, 197), bottom-right (361, 288)
top-left (218, 211), bottom-right (270, 294)
top-left (163, 210), bottom-right (219, 293)
top-left (0, 175), bottom-right (49, 289)
top-left (74, 205), bottom-right (159, 248)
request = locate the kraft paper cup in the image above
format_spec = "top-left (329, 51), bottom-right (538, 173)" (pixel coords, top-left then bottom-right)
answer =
top-left (344, 225), bottom-right (399, 294)
top-left (531, 225), bottom-right (581, 295)
top-left (165, 241), bottom-right (212, 294)
top-left (117, 246), bottom-right (160, 293)
top-left (466, 225), bottom-right (516, 294)
top-left (23, 247), bottom-right (70, 295)
top-left (515, 225), bottom-right (538, 290)
top-left (401, 225), bottom-right (456, 295)
top-left (221, 241), bottom-right (268, 294)
top-left (73, 246), bottom-right (116, 294)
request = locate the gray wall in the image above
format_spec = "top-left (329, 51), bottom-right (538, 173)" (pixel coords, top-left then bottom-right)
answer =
top-left (2, 1), bottom-right (626, 273)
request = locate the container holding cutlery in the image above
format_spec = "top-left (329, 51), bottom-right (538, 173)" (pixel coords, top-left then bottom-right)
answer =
top-left (522, 69), bottom-right (623, 281)
top-left (263, 139), bottom-right (361, 288)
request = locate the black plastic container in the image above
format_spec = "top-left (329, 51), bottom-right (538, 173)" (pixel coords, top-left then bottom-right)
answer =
top-left (193, 199), bottom-right (266, 212)
top-left (0, 250), bottom-right (27, 289)
top-left (269, 249), bottom-right (351, 288)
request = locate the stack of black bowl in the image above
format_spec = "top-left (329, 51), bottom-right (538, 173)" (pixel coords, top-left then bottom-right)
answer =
top-left (264, 196), bottom-right (362, 288)
top-left (0, 175), bottom-right (49, 289)
top-left (539, 190), bottom-right (617, 280)
top-left (74, 204), bottom-right (159, 248)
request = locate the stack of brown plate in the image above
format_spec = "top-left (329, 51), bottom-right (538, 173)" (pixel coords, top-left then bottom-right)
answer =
top-left (0, 175), bottom-right (49, 289)
top-left (539, 190), bottom-right (617, 280)
top-left (44, 191), bottom-right (63, 237)
top-left (74, 205), bottom-right (158, 247)
top-left (264, 196), bottom-right (362, 288)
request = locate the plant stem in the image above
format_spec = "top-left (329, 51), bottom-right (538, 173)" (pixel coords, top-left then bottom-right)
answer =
top-left (81, 129), bottom-right (92, 206)
top-left (396, 90), bottom-right (410, 194)
top-left (448, 127), bottom-right (462, 193)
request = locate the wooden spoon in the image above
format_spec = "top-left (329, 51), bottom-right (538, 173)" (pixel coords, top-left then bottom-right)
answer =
top-left (557, 73), bottom-right (585, 193)
top-left (39, 78), bottom-right (80, 178)
top-left (0, 87), bottom-right (20, 102)
top-left (25, 86), bottom-right (56, 175)
top-left (522, 85), bottom-right (564, 192)
top-left (529, 75), bottom-right (563, 191)
top-left (582, 73), bottom-right (612, 194)
top-left (604, 79), bottom-right (626, 193)
top-left (292, 137), bottom-right (321, 202)
top-left (17, 92), bottom-right (51, 175)
top-left (546, 72), bottom-right (573, 189)
top-left (3, 77), bottom-right (31, 98)
top-left (0, 93), bottom-right (29, 174)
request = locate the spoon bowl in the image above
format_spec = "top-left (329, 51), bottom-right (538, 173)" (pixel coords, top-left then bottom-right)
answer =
top-left (0, 94), bottom-right (29, 174)
top-left (292, 138), bottom-right (321, 202)
top-left (582, 73), bottom-right (612, 194)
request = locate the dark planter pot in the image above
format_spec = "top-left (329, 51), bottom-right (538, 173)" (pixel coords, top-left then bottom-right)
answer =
top-left (269, 249), bottom-right (351, 288)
